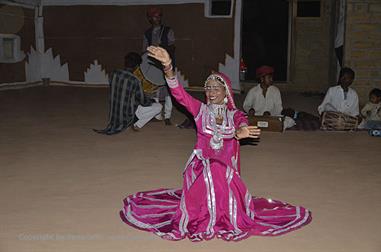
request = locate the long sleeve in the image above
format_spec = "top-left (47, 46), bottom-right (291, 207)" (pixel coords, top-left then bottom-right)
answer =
top-left (234, 110), bottom-right (249, 129)
top-left (376, 105), bottom-right (381, 119)
top-left (361, 103), bottom-right (373, 118)
top-left (167, 28), bottom-right (175, 45)
top-left (375, 105), bottom-right (381, 121)
top-left (243, 88), bottom-right (255, 113)
top-left (136, 81), bottom-right (153, 107)
top-left (273, 88), bottom-right (283, 115)
top-left (142, 35), bottom-right (149, 52)
top-left (318, 88), bottom-right (332, 115)
top-left (165, 76), bottom-right (202, 117)
top-left (348, 92), bottom-right (359, 116)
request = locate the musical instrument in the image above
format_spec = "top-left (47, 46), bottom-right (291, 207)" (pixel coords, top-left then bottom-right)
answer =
top-left (134, 52), bottom-right (167, 94)
top-left (249, 115), bottom-right (284, 132)
top-left (133, 67), bottom-right (160, 95)
top-left (320, 111), bottom-right (358, 131)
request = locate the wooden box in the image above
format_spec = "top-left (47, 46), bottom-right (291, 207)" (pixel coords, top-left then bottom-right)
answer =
top-left (248, 115), bottom-right (284, 132)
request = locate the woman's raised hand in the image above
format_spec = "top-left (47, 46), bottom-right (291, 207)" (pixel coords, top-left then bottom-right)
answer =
top-left (235, 126), bottom-right (261, 140)
top-left (147, 46), bottom-right (171, 66)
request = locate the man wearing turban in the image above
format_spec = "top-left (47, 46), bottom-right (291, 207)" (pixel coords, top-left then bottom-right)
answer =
top-left (243, 65), bottom-right (283, 117)
top-left (142, 7), bottom-right (176, 126)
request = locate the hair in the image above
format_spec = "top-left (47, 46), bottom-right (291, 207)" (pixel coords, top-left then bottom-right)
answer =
top-left (124, 52), bottom-right (142, 69)
top-left (339, 67), bottom-right (355, 79)
top-left (369, 88), bottom-right (381, 98)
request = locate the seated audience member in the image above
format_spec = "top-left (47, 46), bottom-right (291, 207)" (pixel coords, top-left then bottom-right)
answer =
top-left (244, 66), bottom-right (295, 128)
top-left (318, 67), bottom-right (359, 118)
top-left (243, 65), bottom-right (283, 117)
top-left (94, 52), bottom-right (162, 135)
top-left (360, 88), bottom-right (381, 129)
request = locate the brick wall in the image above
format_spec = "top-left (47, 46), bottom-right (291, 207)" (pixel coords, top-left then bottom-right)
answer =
top-left (283, 0), bottom-right (337, 93)
top-left (345, 0), bottom-right (381, 105)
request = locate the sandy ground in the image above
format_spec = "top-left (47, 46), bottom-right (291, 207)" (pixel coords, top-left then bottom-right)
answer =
top-left (0, 86), bottom-right (380, 252)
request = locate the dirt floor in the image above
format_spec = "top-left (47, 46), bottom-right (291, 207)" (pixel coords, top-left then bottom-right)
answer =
top-left (0, 86), bottom-right (380, 252)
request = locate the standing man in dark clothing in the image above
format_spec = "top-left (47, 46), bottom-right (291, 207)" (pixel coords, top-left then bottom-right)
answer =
top-left (143, 7), bottom-right (175, 126)
top-left (143, 7), bottom-right (176, 66)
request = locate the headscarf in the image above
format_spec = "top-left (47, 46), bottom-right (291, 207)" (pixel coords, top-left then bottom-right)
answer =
top-left (205, 72), bottom-right (236, 110)
top-left (255, 65), bottom-right (274, 78)
top-left (146, 7), bottom-right (162, 18)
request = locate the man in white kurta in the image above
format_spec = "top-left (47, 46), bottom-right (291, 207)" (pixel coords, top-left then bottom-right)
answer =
top-left (318, 67), bottom-right (359, 117)
top-left (243, 65), bottom-right (283, 116)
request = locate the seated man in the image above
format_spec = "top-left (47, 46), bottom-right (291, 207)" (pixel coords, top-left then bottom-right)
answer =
top-left (94, 52), bottom-right (162, 135)
top-left (318, 67), bottom-right (359, 118)
top-left (243, 65), bottom-right (283, 117)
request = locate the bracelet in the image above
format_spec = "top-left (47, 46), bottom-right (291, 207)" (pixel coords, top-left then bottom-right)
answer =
top-left (163, 64), bottom-right (173, 72)
top-left (162, 59), bottom-right (172, 67)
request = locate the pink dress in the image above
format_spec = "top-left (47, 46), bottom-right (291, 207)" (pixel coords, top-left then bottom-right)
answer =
top-left (120, 76), bottom-right (311, 242)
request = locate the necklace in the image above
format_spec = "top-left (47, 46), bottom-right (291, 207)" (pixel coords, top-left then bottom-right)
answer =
top-left (208, 104), bottom-right (227, 150)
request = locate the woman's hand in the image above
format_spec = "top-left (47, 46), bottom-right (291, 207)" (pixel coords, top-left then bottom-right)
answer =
top-left (147, 46), bottom-right (174, 77)
top-left (235, 126), bottom-right (261, 140)
top-left (147, 46), bottom-right (171, 66)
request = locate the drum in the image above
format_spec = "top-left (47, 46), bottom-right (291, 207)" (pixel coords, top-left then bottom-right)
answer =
top-left (141, 52), bottom-right (167, 85)
top-left (249, 115), bottom-right (284, 132)
top-left (320, 111), bottom-right (358, 131)
top-left (133, 52), bottom-right (167, 95)
top-left (133, 67), bottom-right (160, 95)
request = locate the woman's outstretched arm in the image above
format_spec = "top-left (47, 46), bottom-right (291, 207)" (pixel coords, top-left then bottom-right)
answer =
top-left (234, 110), bottom-right (261, 140)
top-left (147, 46), bottom-right (201, 116)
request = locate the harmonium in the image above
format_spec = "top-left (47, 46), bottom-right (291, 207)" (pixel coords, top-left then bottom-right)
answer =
top-left (248, 115), bottom-right (284, 132)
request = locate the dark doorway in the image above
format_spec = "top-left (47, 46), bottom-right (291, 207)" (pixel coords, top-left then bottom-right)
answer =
top-left (242, 0), bottom-right (289, 81)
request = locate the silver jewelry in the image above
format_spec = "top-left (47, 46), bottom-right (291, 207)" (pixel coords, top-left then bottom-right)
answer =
top-left (208, 104), bottom-right (227, 150)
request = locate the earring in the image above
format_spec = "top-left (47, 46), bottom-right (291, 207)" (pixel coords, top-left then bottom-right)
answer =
top-left (223, 97), bottom-right (228, 104)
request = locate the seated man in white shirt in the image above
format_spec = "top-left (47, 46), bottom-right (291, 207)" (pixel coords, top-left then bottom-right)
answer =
top-left (318, 67), bottom-right (360, 119)
top-left (243, 65), bottom-right (283, 117)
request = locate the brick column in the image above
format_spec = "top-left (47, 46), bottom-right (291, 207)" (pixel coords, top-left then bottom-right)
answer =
top-left (345, 0), bottom-right (381, 104)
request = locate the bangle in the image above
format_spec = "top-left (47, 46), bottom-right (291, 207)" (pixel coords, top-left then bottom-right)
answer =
top-left (163, 64), bottom-right (173, 72)
top-left (162, 59), bottom-right (172, 67)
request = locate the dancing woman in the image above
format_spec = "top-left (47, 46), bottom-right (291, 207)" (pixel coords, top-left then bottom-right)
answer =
top-left (120, 46), bottom-right (311, 242)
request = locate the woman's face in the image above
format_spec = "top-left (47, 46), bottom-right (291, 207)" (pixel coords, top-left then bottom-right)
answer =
top-left (204, 79), bottom-right (226, 105)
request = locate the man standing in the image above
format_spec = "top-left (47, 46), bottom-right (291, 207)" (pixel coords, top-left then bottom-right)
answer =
top-left (243, 65), bottom-right (283, 116)
top-left (143, 7), bottom-right (175, 65)
top-left (143, 7), bottom-right (175, 125)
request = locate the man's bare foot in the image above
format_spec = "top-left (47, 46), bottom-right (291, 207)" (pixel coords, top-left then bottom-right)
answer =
top-left (164, 119), bottom-right (172, 126)
top-left (131, 124), bottom-right (140, 132)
